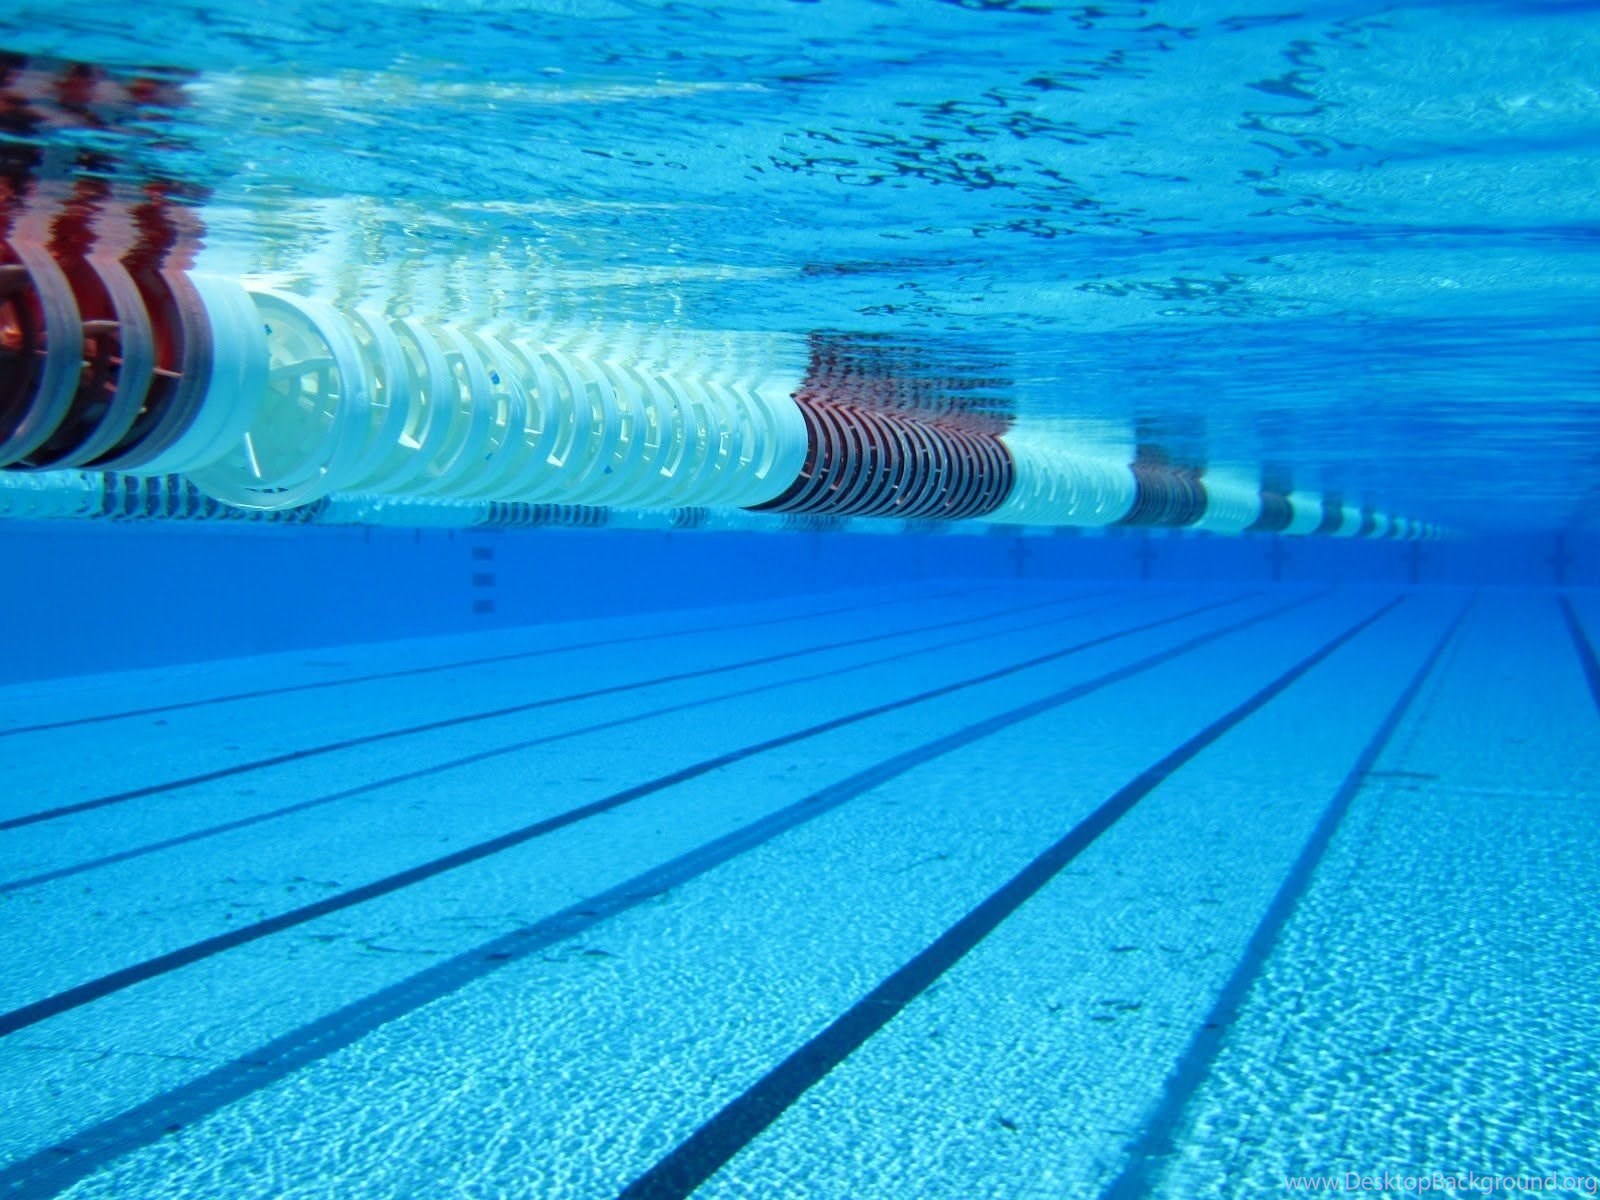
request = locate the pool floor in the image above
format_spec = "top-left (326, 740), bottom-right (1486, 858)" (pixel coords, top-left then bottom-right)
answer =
top-left (1, 581), bottom-right (1596, 1198)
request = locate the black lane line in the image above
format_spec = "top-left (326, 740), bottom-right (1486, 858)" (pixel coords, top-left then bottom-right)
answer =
top-left (0, 587), bottom-right (1106, 833)
top-left (615, 596), bottom-right (1407, 1200)
top-left (0, 592), bottom-right (1332, 1200)
top-left (0, 583), bottom-right (1000, 739)
top-left (1097, 598), bottom-right (1471, 1200)
top-left (0, 591), bottom-right (1141, 895)
top-left (0, 589), bottom-right (1289, 1040)
top-left (1559, 596), bottom-right (1600, 716)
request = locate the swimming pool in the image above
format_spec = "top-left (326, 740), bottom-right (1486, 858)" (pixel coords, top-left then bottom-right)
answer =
top-left (1, 582), bottom-right (1596, 1197)
top-left (1, 1), bottom-right (1597, 1196)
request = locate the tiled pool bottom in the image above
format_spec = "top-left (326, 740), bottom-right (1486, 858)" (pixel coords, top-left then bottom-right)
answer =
top-left (0, 581), bottom-right (1595, 1199)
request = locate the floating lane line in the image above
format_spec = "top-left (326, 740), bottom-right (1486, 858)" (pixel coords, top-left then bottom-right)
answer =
top-left (0, 589), bottom-right (1136, 894)
top-left (615, 595), bottom-right (1408, 1200)
top-left (0, 589), bottom-right (1285, 1041)
top-left (0, 586), bottom-right (1103, 832)
top-left (0, 590), bottom-right (1332, 1199)
top-left (1098, 597), bottom-right (1472, 1199)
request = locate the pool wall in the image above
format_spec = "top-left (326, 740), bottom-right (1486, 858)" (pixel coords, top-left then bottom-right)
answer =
top-left (2, 523), bottom-right (1593, 685)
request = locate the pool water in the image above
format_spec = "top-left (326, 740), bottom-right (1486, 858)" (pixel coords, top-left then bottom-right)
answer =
top-left (1, 1), bottom-right (1597, 1197)
top-left (3, 0), bottom-right (1597, 529)
top-left (1, 582), bottom-right (1596, 1197)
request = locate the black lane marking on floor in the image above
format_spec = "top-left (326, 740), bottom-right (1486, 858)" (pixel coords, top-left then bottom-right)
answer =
top-left (1559, 595), bottom-right (1600, 716)
top-left (0, 591), bottom-right (1139, 895)
top-left (0, 583), bottom-right (999, 739)
top-left (0, 592), bottom-right (1331, 1200)
top-left (0, 588), bottom-right (1106, 833)
top-left (614, 596), bottom-right (1407, 1200)
top-left (0, 589), bottom-right (1287, 1040)
top-left (1098, 598), bottom-right (1471, 1200)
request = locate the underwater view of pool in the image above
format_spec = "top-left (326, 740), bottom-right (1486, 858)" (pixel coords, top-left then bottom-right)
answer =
top-left (0, 1), bottom-right (1596, 1196)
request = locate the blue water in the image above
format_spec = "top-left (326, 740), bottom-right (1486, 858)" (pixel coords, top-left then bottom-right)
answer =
top-left (3, 0), bottom-right (1597, 530)
top-left (2, 4), bottom-right (1599, 1199)
top-left (0, 582), bottom-right (1596, 1199)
